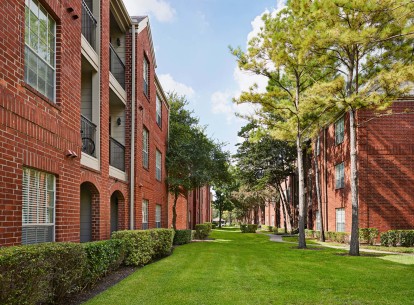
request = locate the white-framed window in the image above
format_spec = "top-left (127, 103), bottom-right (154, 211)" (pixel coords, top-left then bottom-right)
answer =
top-left (143, 57), bottom-right (149, 97)
top-left (142, 127), bottom-right (149, 169)
top-left (336, 208), bottom-right (345, 232)
top-left (156, 94), bottom-right (162, 127)
top-left (142, 199), bottom-right (148, 230)
top-left (156, 149), bottom-right (162, 181)
top-left (25, 0), bottom-right (56, 101)
top-left (156, 204), bottom-right (161, 228)
top-left (22, 167), bottom-right (56, 244)
top-left (316, 210), bottom-right (321, 231)
top-left (335, 116), bottom-right (344, 145)
top-left (335, 162), bottom-right (345, 189)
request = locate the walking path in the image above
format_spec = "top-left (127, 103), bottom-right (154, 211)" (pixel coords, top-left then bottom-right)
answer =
top-left (260, 232), bottom-right (414, 255)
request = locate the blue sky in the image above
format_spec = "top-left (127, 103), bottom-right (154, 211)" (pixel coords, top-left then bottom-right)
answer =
top-left (123, 0), bottom-right (285, 155)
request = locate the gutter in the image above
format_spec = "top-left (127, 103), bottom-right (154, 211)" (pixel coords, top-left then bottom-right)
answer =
top-left (130, 23), bottom-right (136, 229)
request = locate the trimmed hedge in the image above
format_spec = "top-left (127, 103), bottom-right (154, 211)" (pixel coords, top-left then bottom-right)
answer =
top-left (359, 228), bottom-right (379, 245)
top-left (261, 225), bottom-right (273, 232)
top-left (326, 231), bottom-right (349, 243)
top-left (0, 242), bottom-right (85, 305)
top-left (380, 230), bottom-right (414, 247)
top-left (173, 229), bottom-right (192, 245)
top-left (240, 224), bottom-right (258, 233)
top-left (82, 239), bottom-right (125, 287)
top-left (111, 229), bottom-right (175, 266)
top-left (194, 223), bottom-right (212, 240)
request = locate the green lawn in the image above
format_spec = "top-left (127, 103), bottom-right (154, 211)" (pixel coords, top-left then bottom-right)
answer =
top-left (86, 230), bottom-right (414, 305)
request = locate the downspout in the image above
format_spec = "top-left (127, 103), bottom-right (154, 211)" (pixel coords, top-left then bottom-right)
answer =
top-left (130, 23), bottom-right (136, 229)
top-left (324, 127), bottom-right (328, 231)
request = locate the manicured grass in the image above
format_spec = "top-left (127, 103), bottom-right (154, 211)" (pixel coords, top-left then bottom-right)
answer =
top-left (86, 230), bottom-right (414, 305)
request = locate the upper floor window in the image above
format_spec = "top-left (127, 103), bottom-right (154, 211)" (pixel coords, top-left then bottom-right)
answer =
top-left (156, 94), bottom-right (162, 127)
top-left (156, 149), bottom-right (162, 181)
top-left (142, 127), bottom-right (149, 169)
top-left (25, 0), bottom-right (56, 101)
top-left (143, 57), bottom-right (149, 97)
top-left (156, 204), bottom-right (161, 228)
top-left (22, 167), bottom-right (55, 244)
top-left (335, 162), bottom-right (345, 189)
top-left (335, 116), bottom-right (344, 145)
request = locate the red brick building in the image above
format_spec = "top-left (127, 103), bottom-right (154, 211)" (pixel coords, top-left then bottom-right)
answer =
top-left (264, 99), bottom-right (414, 234)
top-left (0, 0), bottom-right (169, 246)
top-left (168, 186), bottom-right (212, 230)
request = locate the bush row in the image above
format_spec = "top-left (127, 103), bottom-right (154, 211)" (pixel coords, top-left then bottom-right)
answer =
top-left (261, 225), bottom-right (273, 232)
top-left (173, 229), bottom-right (192, 245)
top-left (194, 222), bottom-right (212, 240)
top-left (380, 230), bottom-right (414, 247)
top-left (240, 224), bottom-right (258, 233)
top-left (305, 229), bottom-right (349, 243)
top-left (0, 229), bottom-right (174, 305)
top-left (359, 228), bottom-right (379, 245)
top-left (111, 229), bottom-right (174, 266)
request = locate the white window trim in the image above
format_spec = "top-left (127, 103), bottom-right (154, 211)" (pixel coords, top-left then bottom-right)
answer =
top-left (335, 117), bottom-right (344, 145)
top-left (336, 208), bottom-right (345, 232)
top-left (156, 94), bottom-right (162, 127)
top-left (335, 162), bottom-right (345, 189)
top-left (142, 127), bottom-right (149, 168)
top-left (156, 149), bottom-right (162, 181)
top-left (142, 199), bottom-right (149, 229)
top-left (156, 204), bottom-right (161, 228)
top-left (25, 0), bottom-right (56, 101)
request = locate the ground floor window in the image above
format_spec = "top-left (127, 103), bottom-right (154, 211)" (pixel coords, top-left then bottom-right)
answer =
top-left (142, 199), bottom-right (148, 230)
top-left (336, 208), bottom-right (345, 232)
top-left (22, 167), bottom-right (55, 244)
top-left (156, 204), bottom-right (161, 228)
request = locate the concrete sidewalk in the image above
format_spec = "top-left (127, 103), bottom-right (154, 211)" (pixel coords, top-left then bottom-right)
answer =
top-left (260, 232), bottom-right (414, 255)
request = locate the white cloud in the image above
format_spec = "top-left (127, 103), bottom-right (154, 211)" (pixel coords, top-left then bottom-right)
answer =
top-left (158, 74), bottom-right (195, 98)
top-left (210, 4), bottom-right (286, 125)
top-left (123, 0), bottom-right (176, 23)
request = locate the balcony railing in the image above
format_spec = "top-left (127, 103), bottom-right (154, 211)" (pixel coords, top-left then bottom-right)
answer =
top-left (81, 115), bottom-right (96, 157)
top-left (81, 0), bottom-right (97, 50)
top-left (110, 44), bottom-right (125, 89)
top-left (110, 136), bottom-right (125, 171)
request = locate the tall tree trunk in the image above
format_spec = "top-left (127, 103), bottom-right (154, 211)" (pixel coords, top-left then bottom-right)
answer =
top-left (282, 179), bottom-right (294, 231)
top-left (219, 207), bottom-right (223, 228)
top-left (277, 183), bottom-right (292, 233)
top-left (313, 141), bottom-right (325, 242)
top-left (172, 190), bottom-right (179, 230)
top-left (349, 108), bottom-right (360, 255)
top-left (297, 135), bottom-right (307, 249)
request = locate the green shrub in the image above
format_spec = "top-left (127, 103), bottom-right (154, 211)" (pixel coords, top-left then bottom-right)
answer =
top-left (0, 242), bottom-right (85, 305)
top-left (204, 222), bottom-right (213, 232)
top-left (326, 231), bottom-right (349, 243)
top-left (211, 223), bottom-right (217, 229)
top-left (82, 239), bottom-right (125, 287)
top-left (112, 229), bottom-right (174, 266)
top-left (388, 230), bottom-right (399, 247)
top-left (359, 228), bottom-right (379, 245)
top-left (194, 224), bottom-right (211, 240)
top-left (151, 229), bottom-right (175, 258)
top-left (272, 227), bottom-right (279, 234)
top-left (400, 230), bottom-right (414, 247)
top-left (380, 232), bottom-right (389, 246)
top-left (261, 225), bottom-right (273, 232)
top-left (240, 224), bottom-right (258, 233)
top-left (173, 230), bottom-right (192, 245)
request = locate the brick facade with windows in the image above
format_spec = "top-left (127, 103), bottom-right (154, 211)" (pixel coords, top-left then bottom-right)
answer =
top-left (311, 99), bottom-right (414, 233)
top-left (0, 1), bottom-right (169, 246)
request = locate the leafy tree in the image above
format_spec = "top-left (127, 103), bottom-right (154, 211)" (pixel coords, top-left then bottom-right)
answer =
top-left (234, 121), bottom-right (297, 232)
top-left (166, 93), bottom-right (231, 229)
top-left (212, 190), bottom-right (234, 228)
top-left (305, 0), bottom-right (414, 255)
top-left (231, 5), bottom-right (337, 248)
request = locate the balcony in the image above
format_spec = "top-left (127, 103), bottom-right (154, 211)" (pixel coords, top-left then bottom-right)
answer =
top-left (110, 44), bottom-right (125, 89)
top-left (110, 136), bottom-right (125, 171)
top-left (81, 115), bottom-right (97, 157)
top-left (81, 0), bottom-right (97, 50)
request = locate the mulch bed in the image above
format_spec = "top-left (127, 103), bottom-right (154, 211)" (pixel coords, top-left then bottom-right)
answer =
top-left (63, 266), bottom-right (137, 305)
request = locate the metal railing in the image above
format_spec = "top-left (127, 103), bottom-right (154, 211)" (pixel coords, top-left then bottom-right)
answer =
top-left (81, 115), bottom-right (97, 157)
top-left (81, 0), bottom-right (97, 50)
top-left (109, 44), bottom-right (125, 89)
top-left (110, 136), bottom-right (125, 171)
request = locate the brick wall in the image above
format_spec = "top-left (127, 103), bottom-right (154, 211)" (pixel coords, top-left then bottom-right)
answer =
top-left (0, 0), bottom-right (82, 246)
